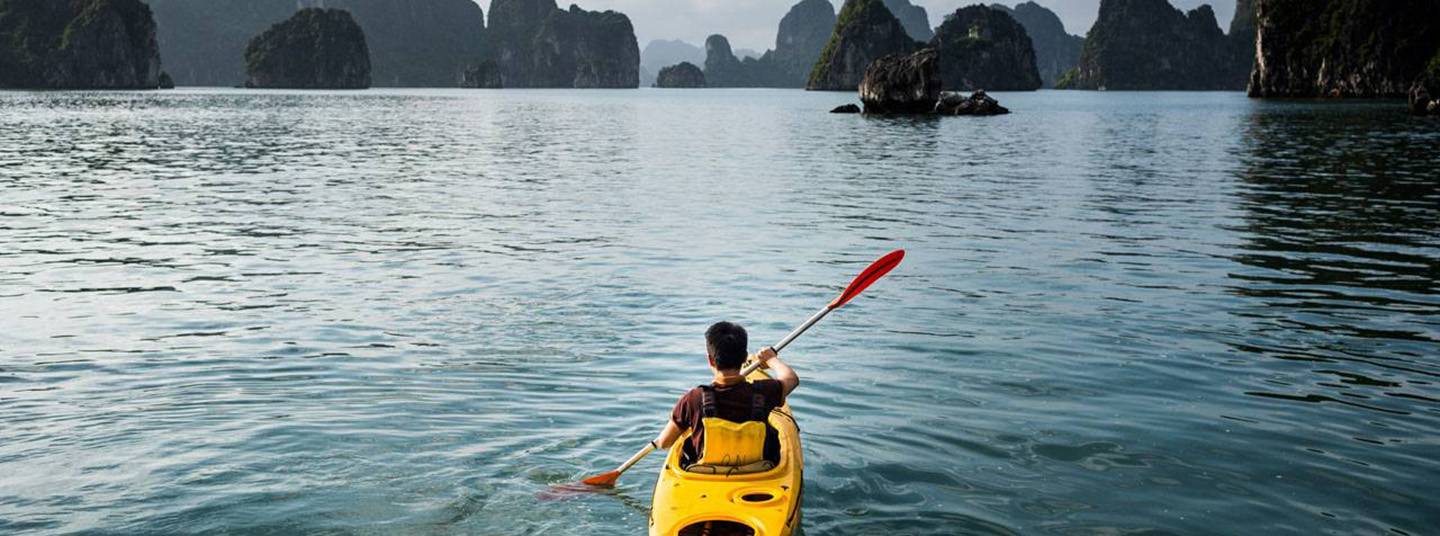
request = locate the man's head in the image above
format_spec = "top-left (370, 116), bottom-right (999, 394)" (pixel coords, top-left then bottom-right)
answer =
top-left (705, 321), bottom-right (749, 371)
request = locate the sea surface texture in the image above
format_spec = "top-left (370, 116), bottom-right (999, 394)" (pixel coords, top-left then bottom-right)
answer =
top-left (2, 89), bottom-right (1437, 535)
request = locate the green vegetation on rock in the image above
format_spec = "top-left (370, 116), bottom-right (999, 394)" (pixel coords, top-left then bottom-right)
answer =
top-left (808, 0), bottom-right (918, 91)
top-left (1249, 0), bottom-right (1440, 97)
top-left (245, 8), bottom-right (370, 89)
top-left (1065, 0), bottom-right (1248, 90)
top-left (930, 5), bottom-right (1042, 91)
top-left (488, 0), bottom-right (639, 88)
top-left (655, 61), bottom-right (706, 88)
top-left (1, 0), bottom-right (162, 89)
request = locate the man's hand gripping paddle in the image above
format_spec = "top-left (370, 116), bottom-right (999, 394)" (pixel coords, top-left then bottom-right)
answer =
top-left (575, 249), bottom-right (905, 489)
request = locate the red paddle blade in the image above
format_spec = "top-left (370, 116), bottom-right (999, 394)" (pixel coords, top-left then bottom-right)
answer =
top-left (829, 249), bottom-right (905, 308)
top-left (580, 471), bottom-right (620, 488)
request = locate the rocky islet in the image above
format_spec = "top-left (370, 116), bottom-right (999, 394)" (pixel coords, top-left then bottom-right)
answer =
top-left (808, 0), bottom-right (920, 91)
top-left (991, 2), bottom-right (1083, 88)
top-left (244, 8), bottom-right (370, 89)
top-left (1058, 0), bottom-right (1251, 90)
top-left (656, 62), bottom-right (706, 88)
top-left (488, 0), bottom-right (639, 88)
top-left (930, 6), bottom-right (1043, 92)
top-left (0, 0), bottom-right (164, 89)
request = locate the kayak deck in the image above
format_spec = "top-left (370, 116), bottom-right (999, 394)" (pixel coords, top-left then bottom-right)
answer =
top-left (649, 370), bottom-right (803, 536)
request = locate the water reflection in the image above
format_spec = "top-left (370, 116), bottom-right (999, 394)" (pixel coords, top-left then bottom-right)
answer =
top-left (1231, 104), bottom-right (1439, 409)
top-left (2, 90), bottom-right (1437, 536)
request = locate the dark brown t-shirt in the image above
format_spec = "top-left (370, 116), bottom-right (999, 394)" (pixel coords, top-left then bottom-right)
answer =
top-left (671, 379), bottom-right (785, 464)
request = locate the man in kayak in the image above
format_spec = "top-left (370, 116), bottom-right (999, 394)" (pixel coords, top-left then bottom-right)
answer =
top-left (651, 321), bottom-right (800, 471)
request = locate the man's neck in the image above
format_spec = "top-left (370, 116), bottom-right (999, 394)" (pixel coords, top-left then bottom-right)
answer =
top-left (713, 370), bottom-right (745, 385)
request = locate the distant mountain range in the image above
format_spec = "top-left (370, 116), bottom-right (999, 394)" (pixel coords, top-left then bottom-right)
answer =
top-left (6, 0), bottom-right (1434, 98)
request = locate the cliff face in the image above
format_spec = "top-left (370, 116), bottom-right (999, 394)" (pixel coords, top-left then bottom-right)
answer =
top-left (0, 0), bottom-right (163, 89)
top-left (320, 0), bottom-right (485, 87)
top-left (706, 34), bottom-right (798, 87)
top-left (461, 60), bottom-right (502, 88)
top-left (882, 0), bottom-right (933, 41)
top-left (1248, 0), bottom-right (1440, 98)
top-left (147, 0), bottom-right (485, 87)
top-left (931, 6), bottom-right (1042, 91)
top-left (808, 0), bottom-right (919, 91)
top-left (1059, 0), bottom-right (1247, 90)
top-left (991, 2), bottom-right (1082, 88)
top-left (245, 8), bottom-right (370, 89)
top-left (655, 61), bottom-right (705, 88)
top-left (490, 0), bottom-right (639, 88)
top-left (771, 0), bottom-right (837, 85)
top-left (703, 34), bottom-right (747, 87)
top-left (1230, 0), bottom-right (1256, 84)
top-left (699, 0), bottom-right (835, 88)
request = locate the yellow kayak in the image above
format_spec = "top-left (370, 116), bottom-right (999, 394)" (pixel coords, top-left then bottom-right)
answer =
top-left (649, 369), bottom-right (803, 536)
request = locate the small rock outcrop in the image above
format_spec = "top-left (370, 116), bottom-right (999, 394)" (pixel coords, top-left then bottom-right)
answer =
top-left (935, 90), bottom-right (1009, 115)
top-left (488, 0), bottom-right (640, 88)
top-left (930, 6), bottom-right (1043, 91)
top-left (882, 0), bottom-right (933, 41)
top-left (0, 0), bottom-right (163, 89)
top-left (1412, 83), bottom-right (1437, 115)
top-left (831, 103), bottom-right (862, 113)
top-left (656, 62), bottom-right (706, 88)
top-left (850, 49), bottom-right (1010, 116)
top-left (244, 8), bottom-right (371, 89)
top-left (461, 60), bottom-right (502, 88)
top-left (991, 2), bottom-right (1083, 88)
top-left (808, 0), bottom-right (920, 91)
top-left (1247, 0), bottom-right (1440, 98)
top-left (1058, 0), bottom-right (1247, 90)
top-left (158, 72), bottom-right (175, 89)
top-left (1410, 55), bottom-right (1440, 115)
top-left (860, 49), bottom-right (941, 114)
top-left (641, 39), bottom-right (704, 86)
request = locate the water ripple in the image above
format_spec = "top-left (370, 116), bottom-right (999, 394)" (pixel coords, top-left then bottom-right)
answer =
top-left (0, 89), bottom-right (1436, 535)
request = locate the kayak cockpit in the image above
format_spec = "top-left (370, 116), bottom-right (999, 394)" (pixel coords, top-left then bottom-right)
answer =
top-left (678, 520), bottom-right (755, 536)
top-left (650, 370), bottom-right (803, 536)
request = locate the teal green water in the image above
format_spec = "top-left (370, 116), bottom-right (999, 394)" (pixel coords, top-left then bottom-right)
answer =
top-left (1, 89), bottom-right (1437, 535)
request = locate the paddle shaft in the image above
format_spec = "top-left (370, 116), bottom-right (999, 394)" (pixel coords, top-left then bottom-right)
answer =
top-left (739, 305), bottom-right (832, 376)
top-left (612, 442), bottom-right (656, 476)
top-left (587, 249), bottom-right (904, 485)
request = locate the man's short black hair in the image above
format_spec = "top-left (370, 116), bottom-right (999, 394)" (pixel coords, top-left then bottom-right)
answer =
top-left (706, 321), bottom-right (749, 370)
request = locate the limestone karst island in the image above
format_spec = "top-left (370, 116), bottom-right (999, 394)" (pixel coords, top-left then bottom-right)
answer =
top-left (2, 1), bottom-right (1438, 535)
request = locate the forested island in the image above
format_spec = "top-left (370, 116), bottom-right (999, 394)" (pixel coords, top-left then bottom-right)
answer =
top-left (244, 8), bottom-right (370, 89)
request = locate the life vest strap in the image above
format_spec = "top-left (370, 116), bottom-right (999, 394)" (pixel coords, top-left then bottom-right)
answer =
top-left (698, 383), bottom-right (771, 422)
top-left (699, 385), bottom-right (717, 418)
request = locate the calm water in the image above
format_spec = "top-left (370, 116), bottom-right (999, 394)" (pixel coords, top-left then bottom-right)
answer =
top-left (1, 89), bottom-right (1437, 535)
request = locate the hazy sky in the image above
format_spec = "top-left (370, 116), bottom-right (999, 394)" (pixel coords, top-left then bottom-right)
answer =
top-left (475, 0), bottom-right (1238, 52)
